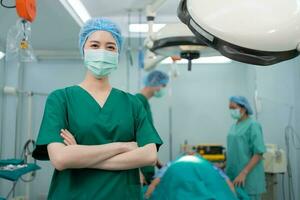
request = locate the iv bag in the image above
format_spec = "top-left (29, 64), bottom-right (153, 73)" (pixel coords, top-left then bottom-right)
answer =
top-left (6, 19), bottom-right (37, 62)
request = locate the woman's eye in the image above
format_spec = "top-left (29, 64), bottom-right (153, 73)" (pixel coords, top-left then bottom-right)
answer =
top-left (91, 44), bottom-right (99, 48)
top-left (107, 46), bottom-right (116, 51)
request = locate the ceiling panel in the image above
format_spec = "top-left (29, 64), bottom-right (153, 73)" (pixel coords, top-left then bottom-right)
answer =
top-left (0, 0), bottom-right (182, 51)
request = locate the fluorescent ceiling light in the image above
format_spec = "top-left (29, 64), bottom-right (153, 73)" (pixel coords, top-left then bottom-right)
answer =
top-left (0, 51), bottom-right (5, 60)
top-left (60, 0), bottom-right (91, 26)
top-left (129, 24), bottom-right (166, 33)
top-left (161, 56), bottom-right (232, 64)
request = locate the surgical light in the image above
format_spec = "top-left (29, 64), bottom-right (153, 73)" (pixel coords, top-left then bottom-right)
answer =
top-left (161, 56), bottom-right (232, 64)
top-left (177, 0), bottom-right (300, 66)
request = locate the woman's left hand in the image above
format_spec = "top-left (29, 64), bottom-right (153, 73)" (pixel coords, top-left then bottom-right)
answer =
top-left (233, 171), bottom-right (247, 187)
top-left (60, 129), bottom-right (77, 145)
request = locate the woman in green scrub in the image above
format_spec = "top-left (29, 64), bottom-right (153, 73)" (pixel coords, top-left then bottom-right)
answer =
top-left (135, 70), bottom-right (169, 184)
top-left (32, 17), bottom-right (162, 200)
top-left (226, 96), bottom-right (266, 200)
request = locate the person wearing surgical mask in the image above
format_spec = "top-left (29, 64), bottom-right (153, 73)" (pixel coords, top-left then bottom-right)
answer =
top-left (226, 96), bottom-right (266, 200)
top-left (32, 17), bottom-right (162, 200)
top-left (135, 70), bottom-right (169, 185)
top-left (136, 70), bottom-right (169, 125)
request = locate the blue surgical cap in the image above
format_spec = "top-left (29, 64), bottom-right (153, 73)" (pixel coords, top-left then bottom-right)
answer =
top-left (230, 96), bottom-right (253, 115)
top-left (144, 70), bottom-right (169, 87)
top-left (79, 17), bottom-right (123, 55)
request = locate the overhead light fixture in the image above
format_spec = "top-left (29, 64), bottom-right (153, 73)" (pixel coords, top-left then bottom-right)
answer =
top-left (60, 0), bottom-right (91, 26)
top-left (129, 24), bottom-right (166, 33)
top-left (161, 56), bottom-right (232, 64)
top-left (0, 51), bottom-right (5, 60)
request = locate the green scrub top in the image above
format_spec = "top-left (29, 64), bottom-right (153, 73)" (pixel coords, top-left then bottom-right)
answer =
top-left (226, 117), bottom-right (266, 195)
top-left (150, 155), bottom-right (238, 200)
top-left (135, 93), bottom-right (153, 124)
top-left (32, 86), bottom-right (163, 200)
top-left (135, 93), bottom-right (155, 184)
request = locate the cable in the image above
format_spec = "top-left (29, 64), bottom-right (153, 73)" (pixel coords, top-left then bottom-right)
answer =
top-left (0, 0), bottom-right (16, 8)
top-left (284, 125), bottom-right (299, 200)
top-left (281, 173), bottom-right (286, 200)
top-left (20, 139), bottom-right (37, 182)
top-left (5, 181), bottom-right (17, 199)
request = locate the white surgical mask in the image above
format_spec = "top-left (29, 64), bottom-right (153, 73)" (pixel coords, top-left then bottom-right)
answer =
top-left (230, 108), bottom-right (241, 120)
top-left (84, 49), bottom-right (119, 78)
top-left (154, 88), bottom-right (166, 98)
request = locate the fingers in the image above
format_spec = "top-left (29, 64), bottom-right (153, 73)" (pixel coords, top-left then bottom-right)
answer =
top-left (63, 139), bottom-right (72, 146)
top-left (62, 135), bottom-right (74, 146)
top-left (61, 129), bottom-right (73, 139)
top-left (233, 179), bottom-right (241, 187)
top-left (60, 129), bottom-right (77, 145)
top-left (61, 129), bottom-right (73, 140)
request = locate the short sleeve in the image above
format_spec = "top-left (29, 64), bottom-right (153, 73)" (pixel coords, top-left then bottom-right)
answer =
top-left (133, 98), bottom-right (163, 150)
top-left (32, 89), bottom-right (68, 160)
top-left (250, 122), bottom-right (266, 155)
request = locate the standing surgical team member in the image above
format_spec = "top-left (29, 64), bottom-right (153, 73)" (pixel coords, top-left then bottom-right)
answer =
top-left (135, 70), bottom-right (169, 184)
top-left (136, 70), bottom-right (169, 124)
top-left (32, 17), bottom-right (162, 200)
top-left (226, 96), bottom-right (266, 200)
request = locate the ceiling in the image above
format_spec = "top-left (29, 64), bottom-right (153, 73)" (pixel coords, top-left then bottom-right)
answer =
top-left (0, 0), bottom-right (182, 52)
top-left (83, 0), bottom-right (181, 17)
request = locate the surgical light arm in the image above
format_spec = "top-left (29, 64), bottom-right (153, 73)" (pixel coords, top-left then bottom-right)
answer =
top-left (143, 50), bottom-right (167, 71)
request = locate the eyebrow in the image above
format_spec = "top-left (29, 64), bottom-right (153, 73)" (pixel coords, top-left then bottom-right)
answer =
top-left (106, 42), bottom-right (116, 46)
top-left (89, 41), bottom-right (116, 46)
top-left (89, 40), bottom-right (100, 44)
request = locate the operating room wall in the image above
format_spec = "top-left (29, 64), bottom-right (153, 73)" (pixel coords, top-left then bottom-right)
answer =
top-left (149, 62), bottom-right (254, 163)
top-left (248, 58), bottom-right (300, 200)
top-left (0, 57), bottom-right (4, 158)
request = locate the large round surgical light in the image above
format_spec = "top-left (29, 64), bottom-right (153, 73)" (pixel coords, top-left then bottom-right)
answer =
top-left (177, 0), bottom-right (300, 66)
top-left (149, 23), bottom-right (210, 70)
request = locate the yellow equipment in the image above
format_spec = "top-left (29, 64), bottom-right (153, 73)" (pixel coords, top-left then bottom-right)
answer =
top-left (196, 144), bottom-right (225, 162)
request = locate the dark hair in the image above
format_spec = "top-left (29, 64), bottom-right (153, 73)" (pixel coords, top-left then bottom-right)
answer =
top-left (237, 104), bottom-right (248, 115)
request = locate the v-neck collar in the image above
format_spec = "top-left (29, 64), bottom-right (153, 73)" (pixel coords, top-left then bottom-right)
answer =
top-left (75, 85), bottom-right (115, 110)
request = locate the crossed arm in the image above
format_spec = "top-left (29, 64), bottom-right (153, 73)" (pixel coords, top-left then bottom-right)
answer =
top-left (47, 129), bottom-right (157, 171)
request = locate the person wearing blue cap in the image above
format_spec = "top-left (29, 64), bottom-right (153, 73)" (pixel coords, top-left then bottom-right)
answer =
top-left (135, 70), bottom-right (169, 185)
top-left (136, 70), bottom-right (169, 124)
top-left (32, 17), bottom-right (162, 200)
top-left (226, 96), bottom-right (266, 200)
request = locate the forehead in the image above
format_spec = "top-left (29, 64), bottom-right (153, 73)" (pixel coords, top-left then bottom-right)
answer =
top-left (229, 102), bottom-right (240, 108)
top-left (86, 30), bottom-right (116, 43)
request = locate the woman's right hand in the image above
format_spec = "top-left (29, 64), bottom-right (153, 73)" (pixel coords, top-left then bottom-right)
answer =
top-left (61, 129), bottom-right (77, 145)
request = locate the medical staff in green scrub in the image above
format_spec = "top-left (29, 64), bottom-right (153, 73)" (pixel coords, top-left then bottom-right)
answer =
top-left (135, 70), bottom-right (169, 184)
top-left (135, 70), bottom-right (169, 124)
top-left (32, 17), bottom-right (163, 200)
top-left (226, 96), bottom-right (266, 200)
